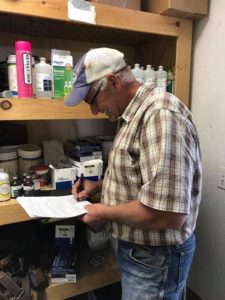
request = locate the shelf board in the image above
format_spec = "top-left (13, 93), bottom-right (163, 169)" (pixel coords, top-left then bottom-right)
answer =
top-left (0, 98), bottom-right (107, 120)
top-left (45, 249), bottom-right (120, 300)
top-left (0, 199), bottom-right (32, 225)
top-left (0, 0), bottom-right (186, 40)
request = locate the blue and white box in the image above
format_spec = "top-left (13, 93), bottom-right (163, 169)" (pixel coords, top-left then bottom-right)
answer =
top-left (51, 164), bottom-right (76, 189)
top-left (68, 158), bottom-right (103, 181)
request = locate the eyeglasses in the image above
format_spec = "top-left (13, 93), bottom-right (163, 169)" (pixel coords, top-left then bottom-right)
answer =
top-left (85, 82), bottom-right (102, 107)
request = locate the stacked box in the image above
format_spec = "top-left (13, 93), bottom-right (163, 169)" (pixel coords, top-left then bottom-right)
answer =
top-left (51, 225), bottom-right (79, 283)
top-left (65, 139), bottom-right (102, 162)
top-left (51, 163), bottom-right (76, 190)
top-left (68, 157), bottom-right (103, 181)
top-left (51, 247), bottom-right (79, 283)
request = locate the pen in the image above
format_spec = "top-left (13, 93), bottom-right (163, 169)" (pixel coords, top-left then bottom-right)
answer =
top-left (77, 173), bottom-right (84, 194)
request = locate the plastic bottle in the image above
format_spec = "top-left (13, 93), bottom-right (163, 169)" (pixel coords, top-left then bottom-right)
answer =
top-left (144, 64), bottom-right (156, 84)
top-left (15, 41), bottom-right (33, 98)
top-left (131, 63), bottom-right (144, 84)
top-left (10, 176), bottom-right (23, 198)
top-left (167, 69), bottom-right (175, 94)
top-left (35, 57), bottom-right (52, 99)
top-left (0, 168), bottom-right (11, 201)
top-left (156, 65), bottom-right (167, 92)
top-left (0, 145), bottom-right (19, 180)
top-left (7, 54), bottom-right (18, 97)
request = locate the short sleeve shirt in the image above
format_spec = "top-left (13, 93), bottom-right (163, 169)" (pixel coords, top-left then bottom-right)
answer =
top-left (101, 82), bottom-right (202, 246)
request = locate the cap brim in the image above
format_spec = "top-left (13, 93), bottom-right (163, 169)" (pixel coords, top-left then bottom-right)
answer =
top-left (64, 84), bottom-right (91, 106)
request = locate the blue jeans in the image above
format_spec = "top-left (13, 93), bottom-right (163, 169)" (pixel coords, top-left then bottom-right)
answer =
top-left (117, 233), bottom-right (195, 300)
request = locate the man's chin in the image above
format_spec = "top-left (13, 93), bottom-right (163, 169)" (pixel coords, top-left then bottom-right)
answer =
top-left (109, 117), bottom-right (117, 122)
top-left (107, 114), bottom-right (117, 122)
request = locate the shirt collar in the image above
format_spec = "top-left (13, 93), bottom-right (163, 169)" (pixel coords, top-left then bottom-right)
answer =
top-left (121, 82), bottom-right (156, 124)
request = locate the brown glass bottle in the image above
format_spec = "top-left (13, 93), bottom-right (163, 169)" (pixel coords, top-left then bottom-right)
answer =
top-left (23, 175), bottom-right (34, 196)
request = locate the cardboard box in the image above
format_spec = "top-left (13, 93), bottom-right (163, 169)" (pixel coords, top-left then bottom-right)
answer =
top-left (51, 247), bottom-right (79, 283)
top-left (142, 0), bottom-right (208, 19)
top-left (51, 49), bottom-right (73, 99)
top-left (65, 139), bottom-right (102, 162)
top-left (51, 164), bottom-right (76, 190)
top-left (91, 0), bottom-right (140, 10)
top-left (68, 158), bottom-right (103, 181)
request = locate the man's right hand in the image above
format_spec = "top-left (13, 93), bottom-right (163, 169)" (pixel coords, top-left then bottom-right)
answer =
top-left (72, 179), bottom-right (102, 200)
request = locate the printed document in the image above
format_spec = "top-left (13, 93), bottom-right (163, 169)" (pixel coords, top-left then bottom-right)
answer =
top-left (17, 195), bottom-right (89, 218)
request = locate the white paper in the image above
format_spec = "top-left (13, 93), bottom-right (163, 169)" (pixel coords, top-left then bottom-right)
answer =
top-left (17, 195), bottom-right (90, 218)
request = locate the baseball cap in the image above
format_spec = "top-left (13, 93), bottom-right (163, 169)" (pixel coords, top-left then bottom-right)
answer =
top-left (64, 48), bottom-right (126, 106)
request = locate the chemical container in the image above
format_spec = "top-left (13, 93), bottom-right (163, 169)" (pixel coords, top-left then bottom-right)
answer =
top-left (156, 65), bottom-right (167, 92)
top-left (15, 41), bottom-right (33, 98)
top-left (35, 57), bottom-right (52, 99)
top-left (7, 54), bottom-right (18, 97)
top-left (18, 144), bottom-right (42, 178)
top-left (144, 64), bottom-right (156, 84)
top-left (0, 168), bottom-right (11, 201)
top-left (0, 146), bottom-right (18, 180)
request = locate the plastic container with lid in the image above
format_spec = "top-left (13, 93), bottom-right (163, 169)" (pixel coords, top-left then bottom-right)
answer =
top-left (7, 54), bottom-right (18, 97)
top-left (131, 63), bottom-right (144, 84)
top-left (15, 41), bottom-right (33, 98)
top-left (156, 65), bottom-right (167, 92)
top-left (0, 146), bottom-right (18, 180)
top-left (0, 168), bottom-right (11, 201)
top-left (144, 64), bottom-right (156, 84)
top-left (18, 144), bottom-right (42, 179)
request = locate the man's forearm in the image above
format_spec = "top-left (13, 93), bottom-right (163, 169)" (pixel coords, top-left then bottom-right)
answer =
top-left (102, 200), bottom-right (186, 230)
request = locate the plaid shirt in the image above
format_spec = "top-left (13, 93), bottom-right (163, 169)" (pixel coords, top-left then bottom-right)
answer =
top-left (101, 82), bottom-right (202, 246)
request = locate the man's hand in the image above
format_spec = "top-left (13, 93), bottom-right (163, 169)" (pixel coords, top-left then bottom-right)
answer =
top-left (80, 203), bottom-right (107, 227)
top-left (72, 179), bottom-right (102, 200)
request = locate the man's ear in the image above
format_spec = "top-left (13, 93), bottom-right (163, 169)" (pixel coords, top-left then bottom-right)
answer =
top-left (107, 74), bottom-right (122, 91)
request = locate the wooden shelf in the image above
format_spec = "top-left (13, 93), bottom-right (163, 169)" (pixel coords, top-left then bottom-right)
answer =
top-left (0, 0), bottom-right (183, 36)
top-left (0, 0), bottom-right (192, 106)
top-left (45, 249), bottom-right (120, 300)
top-left (0, 199), bottom-right (32, 225)
top-left (0, 193), bottom-right (102, 226)
top-left (0, 98), bottom-right (107, 121)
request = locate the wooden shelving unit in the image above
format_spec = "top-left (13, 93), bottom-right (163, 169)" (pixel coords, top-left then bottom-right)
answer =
top-left (0, 98), bottom-right (107, 120)
top-left (45, 249), bottom-right (120, 300)
top-left (0, 1), bottom-right (193, 298)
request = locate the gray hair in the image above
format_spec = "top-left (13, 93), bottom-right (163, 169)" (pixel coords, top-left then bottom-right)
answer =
top-left (92, 65), bottom-right (135, 92)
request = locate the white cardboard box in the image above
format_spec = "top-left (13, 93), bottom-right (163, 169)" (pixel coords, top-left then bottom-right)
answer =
top-left (68, 158), bottom-right (103, 181)
top-left (51, 165), bottom-right (76, 189)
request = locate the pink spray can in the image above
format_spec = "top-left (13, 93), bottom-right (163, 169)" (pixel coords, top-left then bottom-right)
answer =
top-left (15, 41), bottom-right (33, 98)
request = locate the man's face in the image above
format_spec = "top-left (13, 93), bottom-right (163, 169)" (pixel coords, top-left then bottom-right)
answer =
top-left (85, 77), bottom-right (121, 122)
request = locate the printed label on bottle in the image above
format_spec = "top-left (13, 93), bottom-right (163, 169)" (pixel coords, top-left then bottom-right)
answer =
top-left (11, 185), bottom-right (23, 198)
top-left (8, 64), bottom-right (18, 96)
top-left (0, 181), bottom-right (10, 200)
top-left (36, 73), bottom-right (52, 91)
top-left (23, 185), bottom-right (34, 191)
top-left (22, 53), bottom-right (32, 85)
